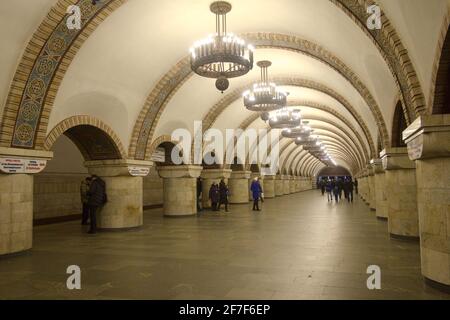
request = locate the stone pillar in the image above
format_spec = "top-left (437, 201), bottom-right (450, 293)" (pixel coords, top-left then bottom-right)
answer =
top-left (157, 165), bottom-right (202, 217)
top-left (371, 159), bottom-right (388, 220)
top-left (228, 171), bottom-right (251, 204)
top-left (86, 159), bottom-right (153, 228)
top-left (403, 115), bottom-right (450, 288)
top-left (275, 175), bottom-right (284, 197)
top-left (0, 147), bottom-right (53, 256)
top-left (283, 175), bottom-right (291, 195)
top-left (262, 175), bottom-right (276, 198)
top-left (200, 169), bottom-right (232, 209)
top-left (289, 176), bottom-right (296, 194)
top-left (380, 148), bottom-right (418, 240)
top-left (367, 165), bottom-right (376, 210)
top-left (294, 177), bottom-right (300, 192)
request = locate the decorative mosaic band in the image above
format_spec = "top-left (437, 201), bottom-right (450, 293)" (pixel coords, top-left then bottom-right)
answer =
top-left (11, 0), bottom-right (112, 148)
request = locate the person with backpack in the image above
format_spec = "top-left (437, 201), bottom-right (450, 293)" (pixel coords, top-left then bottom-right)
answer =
top-left (218, 179), bottom-right (230, 213)
top-left (325, 179), bottom-right (333, 202)
top-left (87, 175), bottom-right (107, 234)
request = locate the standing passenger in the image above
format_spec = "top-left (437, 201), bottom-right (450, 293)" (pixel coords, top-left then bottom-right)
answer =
top-left (80, 177), bottom-right (91, 225)
top-left (209, 183), bottom-right (219, 211)
top-left (250, 177), bottom-right (263, 211)
top-left (218, 179), bottom-right (230, 213)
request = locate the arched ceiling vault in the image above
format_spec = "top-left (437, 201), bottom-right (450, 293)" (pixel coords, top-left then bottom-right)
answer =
top-left (1, 0), bottom-right (444, 170)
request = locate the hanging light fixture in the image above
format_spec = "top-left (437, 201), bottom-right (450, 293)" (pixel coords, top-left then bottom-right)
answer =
top-left (190, 1), bottom-right (254, 93)
top-left (243, 60), bottom-right (287, 113)
top-left (281, 120), bottom-right (312, 139)
top-left (268, 108), bottom-right (301, 129)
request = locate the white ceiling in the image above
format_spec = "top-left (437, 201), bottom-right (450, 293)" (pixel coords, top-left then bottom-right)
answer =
top-left (0, 0), bottom-right (448, 173)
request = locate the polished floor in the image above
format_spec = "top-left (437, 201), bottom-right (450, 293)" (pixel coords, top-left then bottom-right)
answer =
top-left (1, 190), bottom-right (449, 300)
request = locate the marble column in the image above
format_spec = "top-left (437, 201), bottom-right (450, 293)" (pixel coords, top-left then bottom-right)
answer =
top-left (404, 115), bottom-right (450, 288)
top-left (283, 175), bottom-right (291, 195)
top-left (228, 171), bottom-right (251, 204)
top-left (294, 177), bottom-right (300, 192)
top-left (200, 169), bottom-right (232, 209)
top-left (262, 175), bottom-right (276, 198)
top-left (367, 165), bottom-right (376, 210)
top-left (380, 148), bottom-right (419, 240)
top-left (289, 176), bottom-right (296, 194)
top-left (275, 175), bottom-right (284, 197)
top-left (86, 159), bottom-right (153, 228)
top-left (157, 165), bottom-right (202, 217)
top-left (371, 159), bottom-right (388, 220)
top-left (0, 147), bottom-right (53, 256)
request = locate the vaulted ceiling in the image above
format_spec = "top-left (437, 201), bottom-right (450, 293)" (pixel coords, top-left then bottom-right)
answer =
top-left (1, 0), bottom-right (448, 175)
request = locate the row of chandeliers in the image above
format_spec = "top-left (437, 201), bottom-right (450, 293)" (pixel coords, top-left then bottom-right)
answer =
top-left (189, 1), bottom-right (336, 166)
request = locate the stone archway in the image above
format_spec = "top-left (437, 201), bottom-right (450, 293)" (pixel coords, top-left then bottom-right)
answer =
top-left (391, 101), bottom-right (408, 148)
top-left (431, 25), bottom-right (450, 115)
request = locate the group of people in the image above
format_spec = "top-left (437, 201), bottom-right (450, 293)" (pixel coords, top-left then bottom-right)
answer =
top-left (318, 177), bottom-right (358, 203)
top-left (80, 175), bottom-right (107, 234)
top-left (207, 179), bottom-right (230, 212)
top-left (202, 177), bottom-right (264, 213)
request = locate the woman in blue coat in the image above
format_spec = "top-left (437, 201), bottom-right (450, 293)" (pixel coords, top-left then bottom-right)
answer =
top-left (250, 177), bottom-right (263, 211)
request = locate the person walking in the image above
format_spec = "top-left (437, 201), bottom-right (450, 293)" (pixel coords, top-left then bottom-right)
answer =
top-left (337, 178), bottom-right (344, 200)
top-left (325, 180), bottom-right (333, 202)
top-left (348, 178), bottom-right (354, 203)
top-left (209, 183), bottom-right (220, 211)
top-left (80, 177), bottom-right (91, 225)
top-left (354, 178), bottom-right (359, 195)
top-left (250, 177), bottom-right (263, 211)
top-left (343, 178), bottom-right (350, 201)
top-left (333, 181), bottom-right (340, 203)
top-left (86, 175), bottom-right (106, 234)
top-left (218, 179), bottom-right (230, 212)
top-left (320, 179), bottom-right (325, 196)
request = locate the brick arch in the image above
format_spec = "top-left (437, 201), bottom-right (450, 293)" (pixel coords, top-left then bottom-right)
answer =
top-left (44, 115), bottom-right (127, 160)
top-left (0, 0), bottom-right (126, 150)
top-left (240, 114), bottom-right (368, 173)
top-left (428, 8), bottom-right (450, 115)
top-left (329, 0), bottom-right (424, 121)
top-left (391, 100), bottom-right (408, 148)
top-left (0, 0), bottom-right (423, 159)
top-left (130, 34), bottom-right (389, 161)
top-left (201, 78), bottom-right (377, 158)
top-left (238, 100), bottom-right (370, 164)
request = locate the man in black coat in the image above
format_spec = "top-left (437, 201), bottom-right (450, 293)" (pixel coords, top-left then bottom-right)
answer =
top-left (218, 179), bottom-right (230, 212)
top-left (87, 175), bottom-right (106, 234)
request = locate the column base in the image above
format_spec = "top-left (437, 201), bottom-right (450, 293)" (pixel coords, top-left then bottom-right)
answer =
top-left (389, 233), bottom-right (420, 242)
top-left (424, 277), bottom-right (450, 294)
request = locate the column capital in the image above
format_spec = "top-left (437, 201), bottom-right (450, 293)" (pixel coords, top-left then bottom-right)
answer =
top-left (157, 165), bottom-right (202, 179)
top-left (200, 168), bottom-right (232, 179)
top-left (380, 147), bottom-right (415, 170)
top-left (250, 172), bottom-right (262, 179)
top-left (0, 147), bottom-right (53, 174)
top-left (370, 159), bottom-right (384, 174)
top-left (230, 170), bottom-right (251, 179)
top-left (403, 114), bottom-right (450, 160)
top-left (85, 159), bottom-right (153, 177)
top-left (366, 164), bottom-right (375, 176)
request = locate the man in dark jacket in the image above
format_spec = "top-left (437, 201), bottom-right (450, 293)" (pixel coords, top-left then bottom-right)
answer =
top-left (87, 175), bottom-right (106, 234)
top-left (209, 183), bottom-right (219, 211)
top-left (197, 177), bottom-right (203, 212)
top-left (354, 179), bottom-right (359, 194)
top-left (218, 179), bottom-right (229, 212)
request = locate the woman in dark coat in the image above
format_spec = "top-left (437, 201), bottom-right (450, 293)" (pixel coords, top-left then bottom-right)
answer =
top-left (218, 179), bottom-right (229, 212)
top-left (209, 183), bottom-right (220, 211)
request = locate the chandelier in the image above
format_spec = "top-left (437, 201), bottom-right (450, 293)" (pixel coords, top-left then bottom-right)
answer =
top-left (281, 121), bottom-right (312, 139)
top-left (243, 60), bottom-right (287, 112)
top-left (268, 108), bottom-right (301, 129)
top-left (190, 1), bottom-right (254, 93)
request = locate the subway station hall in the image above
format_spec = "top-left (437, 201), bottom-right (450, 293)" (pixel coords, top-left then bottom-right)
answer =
top-left (0, 0), bottom-right (450, 301)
